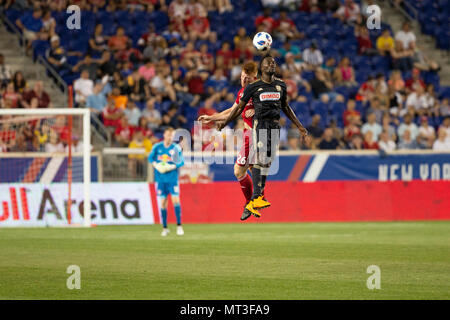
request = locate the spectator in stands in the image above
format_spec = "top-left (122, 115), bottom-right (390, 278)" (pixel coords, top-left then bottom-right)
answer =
top-left (334, 0), bottom-right (360, 25)
top-left (361, 112), bottom-right (382, 141)
top-left (334, 57), bottom-right (357, 87)
top-left (433, 128), bottom-right (450, 151)
top-left (406, 85), bottom-right (430, 116)
top-left (405, 68), bottom-right (425, 93)
top-left (346, 133), bottom-right (364, 150)
top-left (110, 86), bottom-right (128, 109)
top-left (102, 97), bottom-right (123, 132)
top-left (309, 68), bottom-right (344, 103)
top-left (395, 21), bottom-right (416, 51)
top-left (417, 116), bottom-right (435, 148)
top-left (376, 29), bottom-right (395, 56)
top-left (276, 40), bottom-right (302, 61)
top-left (344, 115), bottom-right (363, 143)
top-left (216, 42), bottom-right (234, 71)
top-left (307, 114), bottom-right (324, 147)
top-left (281, 53), bottom-right (311, 93)
top-left (302, 42), bottom-right (323, 70)
top-left (46, 35), bottom-right (79, 72)
top-left (168, 0), bottom-right (188, 21)
top-left (40, 9), bottom-right (56, 40)
top-left (439, 99), bottom-right (449, 117)
top-left (197, 96), bottom-right (218, 130)
top-left (124, 69), bottom-right (150, 102)
top-left (367, 97), bottom-right (386, 124)
top-left (273, 10), bottom-right (303, 42)
top-left (356, 75), bottom-right (376, 102)
top-left (185, 6), bottom-right (213, 41)
top-left (115, 117), bottom-right (134, 147)
top-left (135, 116), bottom-right (157, 143)
top-left (398, 114), bottom-right (419, 142)
top-left (0, 53), bottom-right (12, 87)
top-left (142, 98), bottom-right (162, 131)
top-left (45, 129), bottom-right (64, 153)
top-left (381, 113), bottom-right (397, 141)
top-left (355, 25), bottom-right (376, 55)
top-left (108, 26), bottom-right (129, 52)
top-left (150, 63), bottom-right (177, 102)
top-left (138, 59), bottom-right (156, 82)
top-left (343, 99), bottom-right (360, 127)
top-left (3, 82), bottom-right (21, 108)
top-left (22, 81), bottom-right (51, 109)
top-left (363, 131), bottom-right (379, 150)
top-left (439, 116), bottom-right (450, 144)
top-left (161, 104), bottom-right (187, 129)
top-left (390, 40), bottom-right (414, 72)
top-left (143, 37), bottom-right (168, 63)
top-left (123, 100), bottom-right (142, 127)
top-left (99, 50), bottom-right (116, 77)
top-left (319, 128), bottom-right (340, 150)
top-left (86, 82), bottom-right (107, 116)
top-left (15, 7), bottom-right (43, 52)
top-left (254, 8), bottom-right (276, 33)
top-left (185, 68), bottom-right (208, 99)
top-left (378, 131), bottom-right (396, 152)
top-left (12, 71), bottom-right (27, 93)
top-left (128, 130), bottom-right (153, 179)
top-left (74, 70), bottom-right (94, 106)
top-left (72, 54), bottom-right (101, 79)
top-left (88, 24), bottom-right (109, 56)
top-left (397, 129), bottom-right (417, 150)
top-left (413, 47), bottom-right (440, 73)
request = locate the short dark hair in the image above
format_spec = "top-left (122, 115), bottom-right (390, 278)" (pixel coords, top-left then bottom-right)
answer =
top-left (258, 53), bottom-right (273, 76)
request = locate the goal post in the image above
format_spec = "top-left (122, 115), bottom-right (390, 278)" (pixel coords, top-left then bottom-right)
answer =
top-left (0, 108), bottom-right (91, 227)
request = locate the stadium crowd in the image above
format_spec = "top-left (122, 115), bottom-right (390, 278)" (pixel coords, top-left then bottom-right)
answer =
top-left (0, 0), bottom-right (449, 155)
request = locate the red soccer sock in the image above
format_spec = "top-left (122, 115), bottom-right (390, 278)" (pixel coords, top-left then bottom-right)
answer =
top-left (238, 173), bottom-right (253, 203)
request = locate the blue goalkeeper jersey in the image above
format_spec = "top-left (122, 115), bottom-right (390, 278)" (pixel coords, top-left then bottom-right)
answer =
top-left (148, 142), bottom-right (184, 183)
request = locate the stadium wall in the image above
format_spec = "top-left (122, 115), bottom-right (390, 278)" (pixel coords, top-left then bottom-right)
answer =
top-left (0, 151), bottom-right (449, 226)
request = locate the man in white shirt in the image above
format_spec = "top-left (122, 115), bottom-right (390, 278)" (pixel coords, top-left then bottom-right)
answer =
top-left (439, 116), bottom-right (450, 143)
top-left (73, 70), bottom-right (93, 106)
top-left (361, 112), bottom-right (382, 141)
top-left (378, 130), bottom-right (396, 152)
top-left (433, 128), bottom-right (450, 151)
top-left (302, 42), bottom-right (323, 69)
top-left (397, 114), bottom-right (419, 141)
top-left (395, 21), bottom-right (416, 50)
top-left (406, 86), bottom-right (430, 112)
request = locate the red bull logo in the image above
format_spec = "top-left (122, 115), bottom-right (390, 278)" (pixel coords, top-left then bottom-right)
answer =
top-left (158, 154), bottom-right (173, 163)
top-left (0, 187), bottom-right (30, 221)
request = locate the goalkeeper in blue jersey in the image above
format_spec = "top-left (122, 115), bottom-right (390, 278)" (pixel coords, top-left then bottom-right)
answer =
top-left (148, 127), bottom-right (185, 237)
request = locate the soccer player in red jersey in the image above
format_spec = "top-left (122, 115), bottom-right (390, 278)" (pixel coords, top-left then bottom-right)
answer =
top-left (198, 61), bottom-right (258, 220)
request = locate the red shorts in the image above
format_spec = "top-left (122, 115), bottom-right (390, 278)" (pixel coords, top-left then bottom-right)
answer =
top-left (236, 128), bottom-right (253, 167)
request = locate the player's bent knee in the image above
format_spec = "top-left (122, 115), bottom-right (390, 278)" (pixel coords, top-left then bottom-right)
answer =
top-left (172, 196), bottom-right (180, 205)
top-left (234, 164), bottom-right (247, 179)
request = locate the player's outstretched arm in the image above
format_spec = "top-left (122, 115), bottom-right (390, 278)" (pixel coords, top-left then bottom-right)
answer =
top-left (217, 100), bottom-right (247, 130)
top-left (198, 103), bottom-right (237, 123)
top-left (281, 101), bottom-right (309, 137)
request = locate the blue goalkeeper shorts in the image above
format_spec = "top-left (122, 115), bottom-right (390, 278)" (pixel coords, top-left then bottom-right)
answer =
top-left (155, 181), bottom-right (180, 198)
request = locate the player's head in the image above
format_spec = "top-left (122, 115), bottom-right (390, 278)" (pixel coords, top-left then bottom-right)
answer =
top-left (240, 61), bottom-right (257, 87)
top-left (163, 127), bottom-right (174, 144)
top-left (259, 54), bottom-right (276, 78)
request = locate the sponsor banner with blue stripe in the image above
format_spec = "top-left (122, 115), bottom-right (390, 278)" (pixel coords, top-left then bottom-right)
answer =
top-left (196, 152), bottom-right (450, 182)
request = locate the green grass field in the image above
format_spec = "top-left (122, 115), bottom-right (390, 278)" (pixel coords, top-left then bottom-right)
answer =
top-left (0, 222), bottom-right (449, 300)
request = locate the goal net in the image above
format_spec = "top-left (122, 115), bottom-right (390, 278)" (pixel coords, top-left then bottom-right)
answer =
top-left (0, 108), bottom-right (91, 227)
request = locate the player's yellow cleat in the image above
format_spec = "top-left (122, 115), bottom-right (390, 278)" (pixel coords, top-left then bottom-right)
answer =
top-left (252, 196), bottom-right (271, 209)
top-left (245, 201), bottom-right (261, 218)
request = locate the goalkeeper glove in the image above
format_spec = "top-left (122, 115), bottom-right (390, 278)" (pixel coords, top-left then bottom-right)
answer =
top-left (164, 164), bottom-right (177, 172)
top-left (153, 162), bottom-right (167, 174)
